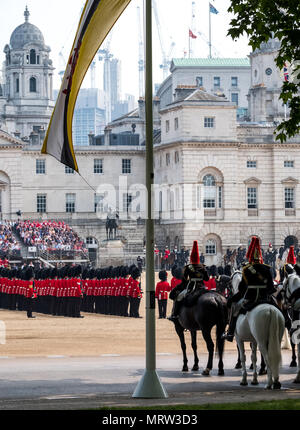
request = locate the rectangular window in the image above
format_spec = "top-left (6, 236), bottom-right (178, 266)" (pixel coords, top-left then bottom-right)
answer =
top-left (94, 194), bottom-right (104, 213)
top-left (37, 194), bottom-right (46, 213)
top-left (284, 160), bottom-right (294, 168)
top-left (196, 76), bottom-right (203, 87)
top-left (66, 193), bottom-right (76, 213)
top-left (65, 166), bottom-right (75, 174)
top-left (218, 186), bottom-right (222, 209)
top-left (204, 117), bottom-right (214, 128)
top-left (174, 117), bottom-right (179, 130)
top-left (203, 199), bottom-right (215, 208)
top-left (247, 160), bottom-right (257, 168)
top-left (175, 151), bottom-right (179, 163)
top-left (247, 187), bottom-right (257, 209)
top-left (16, 78), bottom-right (19, 93)
top-left (122, 159), bottom-right (131, 174)
top-left (206, 240), bottom-right (216, 255)
top-left (166, 153), bottom-right (170, 166)
top-left (123, 193), bottom-right (132, 212)
top-left (166, 120), bottom-right (170, 133)
top-left (285, 188), bottom-right (294, 208)
top-left (214, 76), bottom-right (220, 88)
top-left (36, 159), bottom-right (46, 174)
top-left (231, 77), bottom-right (238, 87)
top-left (231, 93), bottom-right (239, 105)
top-left (94, 159), bottom-right (103, 174)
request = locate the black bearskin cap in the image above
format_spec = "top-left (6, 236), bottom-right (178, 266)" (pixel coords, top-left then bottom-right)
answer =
top-left (217, 266), bottom-right (224, 276)
top-left (209, 265), bottom-right (217, 277)
top-left (25, 266), bottom-right (34, 281)
top-left (173, 266), bottom-right (183, 280)
top-left (158, 270), bottom-right (167, 281)
top-left (224, 265), bottom-right (232, 277)
top-left (131, 267), bottom-right (141, 280)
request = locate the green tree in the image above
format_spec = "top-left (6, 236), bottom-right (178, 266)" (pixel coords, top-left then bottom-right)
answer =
top-left (227, 0), bottom-right (300, 142)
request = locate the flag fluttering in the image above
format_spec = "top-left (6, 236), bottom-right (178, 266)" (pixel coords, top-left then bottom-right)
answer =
top-left (189, 29), bottom-right (197, 39)
top-left (209, 3), bottom-right (219, 14)
top-left (42, 0), bottom-right (131, 173)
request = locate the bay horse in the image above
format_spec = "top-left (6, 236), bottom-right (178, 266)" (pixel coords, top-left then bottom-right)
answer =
top-left (170, 291), bottom-right (228, 376)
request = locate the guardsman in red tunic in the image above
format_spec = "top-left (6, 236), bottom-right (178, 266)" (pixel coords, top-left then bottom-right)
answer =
top-left (129, 266), bottom-right (142, 318)
top-left (170, 266), bottom-right (183, 290)
top-left (74, 265), bottom-right (84, 318)
top-left (155, 270), bottom-right (171, 318)
top-left (25, 266), bottom-right (37, 318)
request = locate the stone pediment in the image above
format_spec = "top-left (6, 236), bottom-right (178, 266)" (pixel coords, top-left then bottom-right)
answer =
top-left (281, 177), bottom-right (299, 184)
top-left (0, 129), bottom-right (23, 149)
top-left (244, 177), bottom-right (262, 185)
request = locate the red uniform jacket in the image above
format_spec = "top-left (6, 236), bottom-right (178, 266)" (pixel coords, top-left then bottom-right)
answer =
top-left (155, 281), bottom-right (171, 300)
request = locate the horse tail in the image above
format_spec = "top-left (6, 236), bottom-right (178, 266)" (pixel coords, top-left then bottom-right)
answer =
top-left (267, 307), bottom-right (284, 377)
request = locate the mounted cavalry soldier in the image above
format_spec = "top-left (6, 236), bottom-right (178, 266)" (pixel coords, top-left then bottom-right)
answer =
top-left (168, 240), bottom-right (209, 321)
top-left (222, 236), bottom-right (277, 342)
top-left (283, 246), bottom-right (300, 315)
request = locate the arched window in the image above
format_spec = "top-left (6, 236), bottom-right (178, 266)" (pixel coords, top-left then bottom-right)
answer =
top-left (30, 49), bottom-right (36, 65)
top-left (30, 77), bottom-right (37, 92)
top-left (203, 174), bottom-right (216, 208)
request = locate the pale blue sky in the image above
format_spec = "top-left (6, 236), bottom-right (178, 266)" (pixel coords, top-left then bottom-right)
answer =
top-left (0, 0), bottom-right (250, 99)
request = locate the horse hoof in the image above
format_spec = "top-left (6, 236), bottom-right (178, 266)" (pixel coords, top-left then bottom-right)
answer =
top-left (192, 365), bottom-right (199, 371)
top-left (218, 369), bottom-right (224, 376)
top-left (264, 385), bottom-right (272, 390)
top-left (182, 367), bottom-right (188, 372)
top-left (273, 382), bottom-right (281, 390)
top-left (235, 363), bottom-right (242, 369)
top-left (290, 361), bottom-right (297, 368)
top-left (202, 369), bottom-right (210, 376)
top-left (240, 381), bottom-right (248, 386)
top-left (251, 380), bottom-right (259, 386)
top-left (259, 369), bottom-right (267, 376)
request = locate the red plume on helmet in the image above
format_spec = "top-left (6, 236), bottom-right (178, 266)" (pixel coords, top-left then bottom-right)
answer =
top-left (286, 246), bottom-right (296, 265)
top-left (190, 241), bottom-right (200, 265)
top-left (246, 236), bottom-right (263, 264)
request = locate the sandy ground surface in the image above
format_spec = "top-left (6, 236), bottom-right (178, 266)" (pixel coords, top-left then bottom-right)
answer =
top-left (0, 271), bottom-right (240, 358)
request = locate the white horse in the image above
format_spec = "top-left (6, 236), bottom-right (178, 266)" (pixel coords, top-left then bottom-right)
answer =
top-left (235, 304), bottom-right (285, 388)
top-left (283, 270), bottom-right (300, 383)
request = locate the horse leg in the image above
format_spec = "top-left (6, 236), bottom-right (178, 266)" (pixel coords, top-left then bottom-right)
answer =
top-left (201, 328), bottom-right (214, 376)
top-left (250, 341), bottom-right (259, 385)
top-left (175, 323), bottom-right (188, 371)
top-left (259, 353), bottom-right (267, 375)
top-left (235, 344), bottom-right (242, 369)
top-left (258, 343), bottom-right (273, 389)
top-left (293, 343), bottom-right (300, 383)
top-left (190, 330), bottom-right (199, 371)
top-left (216, 324), bottom-right (225, 376)
top-left (290, 338), bottom-right (297, 367)
top-left (236, 337), bottom-right (248, 386)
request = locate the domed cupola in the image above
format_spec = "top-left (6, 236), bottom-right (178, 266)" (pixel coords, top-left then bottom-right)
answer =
top-left (10, 6), bottom-right (45, 50)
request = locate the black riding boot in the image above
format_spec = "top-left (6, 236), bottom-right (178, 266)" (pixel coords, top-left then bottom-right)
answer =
top-left (222, 315), bottom-right (238, 342)
top-left (168, 300), bottom-right (181, 321)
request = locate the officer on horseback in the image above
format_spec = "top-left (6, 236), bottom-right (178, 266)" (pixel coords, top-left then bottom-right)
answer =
top-left (168, 240), bottom-right (209, 321)
top-left (222, 236), bottom-right (277, 342)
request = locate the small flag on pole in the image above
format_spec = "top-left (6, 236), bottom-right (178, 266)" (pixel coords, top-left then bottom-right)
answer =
top-left (283, 63), bottom-right (289, 82)
top-left (189, 29), bottom-right (197, 39)
top-left (42, 0), bottom-right (131, 173)
top-left (209, 3), bottom-right (219, 14)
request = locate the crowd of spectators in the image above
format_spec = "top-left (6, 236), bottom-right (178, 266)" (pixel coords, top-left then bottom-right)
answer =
top-left (13, 220), bottom-right (88, 255)
top-left (0, 221), bottom-right (21, 259)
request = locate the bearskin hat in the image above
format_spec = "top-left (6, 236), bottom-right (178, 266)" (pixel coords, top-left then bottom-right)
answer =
top-left (25, 266), bottom-right (34, 281)
top-left (89, 268), bottom-right (96, 279)
top-left (209, 265), bottom-right (217, 277)
top-left (173, 266), bottom-right (183, 280)
top-left (131, 267), bottom-right (141, 280)
top-left (158, 270), bottom-right (167, 281)
top-left (224, 265), bottom-right (232, 277)
top-left (217, 266), bottom-right (224, 276)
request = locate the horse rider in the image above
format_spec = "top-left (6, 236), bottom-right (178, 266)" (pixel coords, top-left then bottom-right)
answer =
top-left (222, 236), bottom-right (277, 342)
top-left (293, 248), bottom-right (300, 277)
top-left (168, 240), bottom-right (209, 321)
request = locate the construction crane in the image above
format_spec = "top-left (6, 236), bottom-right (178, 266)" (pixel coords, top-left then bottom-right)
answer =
top-left (90, 60), bottom-right (96, 88)
top-left (58, 50), bottom-right (67, 82)
top-left (98, 32), bottom-right (114, 124)
top-left (153, 0), bottom-right (175, 81)
top-left (196, 31), bottom-right (222, 58)
top-left (137, 5), bottom-right (145, 98)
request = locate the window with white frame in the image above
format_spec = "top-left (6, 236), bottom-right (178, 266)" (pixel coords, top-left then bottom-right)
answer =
top-left (285, 188), bottom-right (295, 208)
top-left (175, 151), bottom-right (179, 163)
top-left (37, 194), bottom-right (46, 213)
top-left (214, 76), bottom-right (220, 88)
top-left (166, 153), bottom-right (170, 166)
top-left (205, 239), bottom-right (216, 255)
top-left (123, 193), bottom-right (133, 212)
top-left (247, 160), bottom-right (257, 168)
top-left (65, 165), bottom-right (75, 174)
top-left (247, 187), bottom-right (257, 209)
top-left (231, 76), bottom-right (238, 87)
top-left (94, 194), bottom-right (104, 213)
top-left (196, 76), bottom-right (203, 87)
top-left (204, 117), bottom-right (214, 128)
top-left (94, 159), bottom-right (103, 174)
top-left (36, 159), bottom-right (46, 174)
top-left (218, 186), bottom-right (222, 209)
top-left (231, 93), bottom-right (239, 105)
top-left (284, 160), bottom-right (294, 168)
top-left (122, 159), bottom-right (131, 174)
top-left (203, 174), bottom-right (216, 208)
top-left (29, 77), bottom-right (37, 92)
top-left (174, 117), bottom-right (179, 130)
top-left (166, 120), bottom-right (170, 133)
top-left (66, 193), bottom-right (76, 213)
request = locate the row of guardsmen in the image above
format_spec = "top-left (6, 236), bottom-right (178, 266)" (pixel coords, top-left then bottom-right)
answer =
top-left (0, 263), bottom-right (142, 319)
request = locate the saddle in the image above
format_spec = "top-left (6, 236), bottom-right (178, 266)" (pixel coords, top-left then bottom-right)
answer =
top-left (239, 297), bottom-right (281, 315)
top-left (182, 287), bottom-right (208, 308)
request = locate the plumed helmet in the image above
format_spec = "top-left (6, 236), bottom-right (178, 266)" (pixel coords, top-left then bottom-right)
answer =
top-left (286, 246), bottom-right (296, 265)
top-left (246, 236), bottom-right (263, 264)
top-left (158, 270), bottom-right (167, 281)
top-left (190, 241), bottom-right (200, 265)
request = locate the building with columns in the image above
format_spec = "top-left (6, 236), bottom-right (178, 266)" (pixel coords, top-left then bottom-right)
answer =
top-left (0, 8), bottom-right (299, 266)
